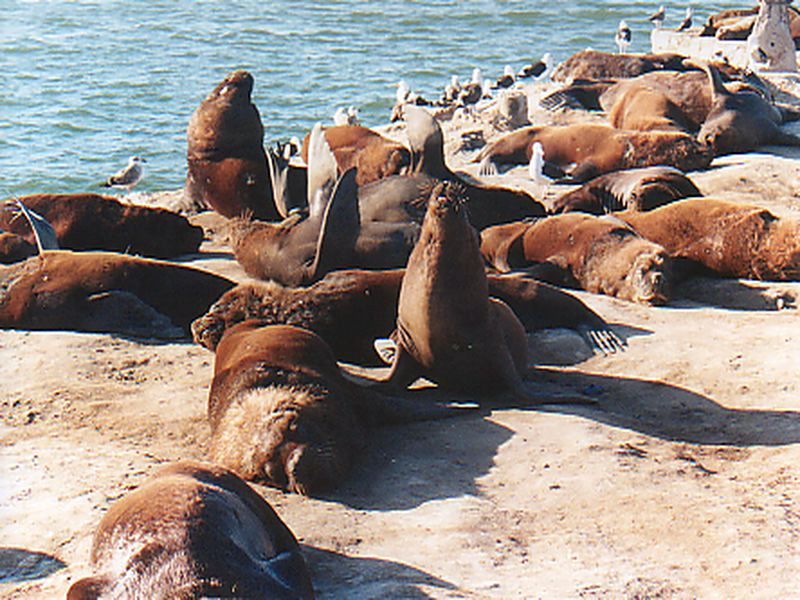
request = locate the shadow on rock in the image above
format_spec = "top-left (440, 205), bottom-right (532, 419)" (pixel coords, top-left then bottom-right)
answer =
top-left (0, 548), bottom-right (66, 584)
top-left (303, 545), bottom-right (458, 599)
top-left (674, 277), bottom-right (799, 311)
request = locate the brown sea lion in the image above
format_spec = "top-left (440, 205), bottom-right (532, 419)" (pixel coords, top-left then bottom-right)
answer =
top-left (694, 61), bottom-right (800, 155)
top-left (474, 124), bottom-right (713, 182)
top-left (299, 124), bottom-right (411, 187)
top-left (0, 251), bottom-right (234, 337)
top-left (185, 70), bottom-right (278, 221)
top-left (701, 6), bottom-right (800, 43)
top-left (480, 214), bottom-right (673, 305)
top-left (208, 322), bottom-right (467, 494)
top-left (618, 198), bottom-right (800, 281)
top-left (66, 461), bottom-right (314, 600)
top-left (0, 193), bottom-right (203, 258)
top-left (550, 50), bottom-right (693, 83)
top-left (607, 85), bottom-right (694, 132)
top-left (550, 166), bottom-right (702, 215)
top-left (0, 231), bottom-right (35, 264)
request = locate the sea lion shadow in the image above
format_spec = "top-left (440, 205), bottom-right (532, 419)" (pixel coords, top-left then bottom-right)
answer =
top-left (759, 144), bottom-right (800, 160)
top-left (174, 250), bottom-right (235, 261)
top-left (674, 277), bottom-right (798, 311)
top-left (302, 545), bottom-right (457, 599)
top-left (331, 412), bottom-right (513, 512)
top-left (535, 369), bottom-right (800, 447)
top-left (0, 547), bottom-right (66, 584)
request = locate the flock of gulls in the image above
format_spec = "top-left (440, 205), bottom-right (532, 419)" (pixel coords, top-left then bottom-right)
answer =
top-left (617, 5), bottom-right (694, 53)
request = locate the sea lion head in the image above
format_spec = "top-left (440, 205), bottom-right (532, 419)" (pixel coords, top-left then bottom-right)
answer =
top-left (627, 246), bottom-right (673, 305)
top-left (427, 180), bottom-right (468, 219)
top-left (210, 69), bottom-right (255, 103)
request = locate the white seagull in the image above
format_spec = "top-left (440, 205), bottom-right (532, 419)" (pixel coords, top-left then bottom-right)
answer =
top-left (676, 7), bottom-right (693, 32)
top-left (103, 156), bottom-right (146, 191)
top-left (648, 6), bottom-right (666, 29)
top-left (528, 142), bottom-right (553, 189)
top-left (615, 20), bottom-right (632, 54)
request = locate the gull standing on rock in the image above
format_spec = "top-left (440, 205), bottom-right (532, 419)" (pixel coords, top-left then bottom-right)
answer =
top-left (102, 156), bottom-right (146, 191)
top-left (494, 65), bottom-right (516, 90)
top-left (648, 6), bottom-right (666, 29)
top-left (518, 52), bottom-right (553, 81)
top-left (615, 20), bottom-right (632, 54)
top-left (529, 142), bottom-right (554, 191)
top-left (676, 7), bottom-right (693, 32)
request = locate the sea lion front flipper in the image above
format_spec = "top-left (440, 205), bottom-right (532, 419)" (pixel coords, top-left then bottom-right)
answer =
top-left (5, 199), bottom-right (59, 253)
top-left (264, 551), bottom-right (316, 600)
top-left (381, 339), bottom-right (424, 390)
top-left (771, 129), bottom-right (800, 147)
top-left (84, 291), bottom-right (185, 339)
top-left (309, 167), bottom-right (360, 281)
top-left (373, 338), bottom-right (397, 365)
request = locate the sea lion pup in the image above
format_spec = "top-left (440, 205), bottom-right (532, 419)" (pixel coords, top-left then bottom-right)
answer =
top-left (66, 461), bottom-right (314, 600)
top-left (0, 251), bottom-right (234, 338)
top-left (693, 61), bottom-right (800, 155)
top-left (299, 124), bottom-right (411, 187)
top-left (191, 268), bottom-right (624, 362)
top-left (185, 70), bottom-right (278, 221)
top-left (480, 214), bottom-right (673, 305)
top-left (0, 193), bottom-right (203, 258)
top-left (473, 124), bottom-right (712, 182)
top-left (618, 198), bottom-right (800, 281)
top-left (550, 49), bottom-right (691, 84)
top-left (550, 166), bottom-right (701, 215)
top-left (208, 322), bottom-right (468, 494)
top-left (378, 181), bottom-right (585, 402)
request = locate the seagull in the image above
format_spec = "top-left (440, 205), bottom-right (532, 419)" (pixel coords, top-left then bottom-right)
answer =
top-left (102, 156), bottom-right (146, 191)
top-left (494, 65), bottom-right (516, 89)
top-left (529, 142), bottom-right (554, 188)
top-left (518, 52), bottom-right (553, 81)
top-left (648, 5), bottom-right (666, 29)
top-left (333, 106), bottom-right (360, 126)
top-left (676, 7), bottom-right (693, 32)
top-left (442, 75), bottom-right (462, 103)
top-left (615, 20), bottom-right (632, 54)
top-left (457, 68), bottom-right (484, 106)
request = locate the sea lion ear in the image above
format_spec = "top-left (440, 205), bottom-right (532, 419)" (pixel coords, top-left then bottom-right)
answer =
top-left (310, 167), bottom-right (360, 282)
top-left (5, 199), bottom-right (59, 253)
top-left (306, 122), bottom-right (339, 219)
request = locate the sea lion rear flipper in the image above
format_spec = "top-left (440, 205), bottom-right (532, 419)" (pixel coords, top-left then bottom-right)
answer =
top-left (309, 167), bottom-right (360, 281)
top-left (771, 129), bottom-right (800, 147)
top-left (306, 122), bottom-right (338, 218)
top-left (777, 104), bottom-right (800, 123)
top-left (373, 338), bottom-right (397, 365)
top-left (84, 291), bottom-right (185, 339)
top-left (5, 199), bottom-right (59, 253)
top-left (478, 156), bottom-right (499, 177)
top-left (267, 146), bottom-right (304, 218)
top-left (577, 324), bottom-right (627, 355)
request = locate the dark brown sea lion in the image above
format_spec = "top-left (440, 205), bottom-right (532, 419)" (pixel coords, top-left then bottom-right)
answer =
top-left (618, 198), bottom-right (800, 281)
top-left (208, 322), bottom-right (466, 494)
top-left (66, 461), bottom-right (314, 600)
top-left (0, 251), bottom-right (234, 337)
top-left (185, 70), bottom-right (278, 221)
top-left (0, 193), bottom-right (203, 258)
top-left (550, 50), bottom-right (692, 83)
top-left (480, 214), bottom-right (673, 305)
top-left (694, 61), bottom-right (800, 155)
top-left (0, 231), bottom-right (35, 264)
top-left (474, 124), bottom-right (713, 182)
top-left (607, 85), bottom-right (695, 132)
top-left (299, 124), bottom-right (411, 187)
top-left (192, 267), bottom-right (624, 364)
top-left (550, 167), bottom-right (701, 215)
top-left (701, 6), bottom-right (800, 43)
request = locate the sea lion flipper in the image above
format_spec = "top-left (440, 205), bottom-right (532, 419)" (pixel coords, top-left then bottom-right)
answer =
top-left (478, 156), bottom-right (499, 177)
top-left (309, 167), bottom-right (360, 281)
top-left (306, 122), bottom-right (338, 218)
top-left (354, 387), bottom-right (479, 425)
top-left (771, 129), bottom-right (800, 147)
top-left (373, 338), bottom-right (397, 365)
top-left (266, 147), bottom-right (292, 219)
top-left (265, 551), bottom-right (316, 599)
top-left (382, 339), bottom-right (423, 390)
top-left (579, 324), bottom-right (627, 355)
top-left (5, 199), bottom-right (59, 253)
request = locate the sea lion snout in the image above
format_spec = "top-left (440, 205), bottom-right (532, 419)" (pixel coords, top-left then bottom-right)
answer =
top-left (630, 252), bottom-right (672, 305)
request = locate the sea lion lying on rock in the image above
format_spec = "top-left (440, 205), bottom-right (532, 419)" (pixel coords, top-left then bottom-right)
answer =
top-left (0, 193), bottom-right (203, 258)
top-left (208, 321), bottom-right (468, 494)
top-left (191, 268), bottom-right (624, 364)
top-left (0, 231), bottom-right (35, 264)
top-left (66, 461), bottom-right (314, 600)
top-left (185, 70), bottom-right (278, 220)
top-left (550, 167), bottom-right (701, 215)
top-left (474, 124), bottom-right (712, 182)
top-left (299, 124), bottom-right (411, 187)
top-left (480, 214), bottom-right (673, 305)
top-left (550, 50), bottom-right (692, 83)
top-left (618, 198), bottom-right (800, 281)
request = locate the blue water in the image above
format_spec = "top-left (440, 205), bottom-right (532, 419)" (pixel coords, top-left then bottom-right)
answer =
top-left (1, 1), bottom-right (744, 197)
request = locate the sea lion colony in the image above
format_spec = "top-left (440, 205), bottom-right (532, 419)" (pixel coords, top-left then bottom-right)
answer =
top-left (3, 41), bottom-right (800, 595)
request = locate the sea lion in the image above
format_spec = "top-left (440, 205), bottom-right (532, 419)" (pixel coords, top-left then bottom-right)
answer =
top-left (208, 321), bottom-right (466, 494)
top-left (474, 124), bottom-right (713, 182)
top-left (299, 124), bottom-right (411, 187)
top-left (480, 214), bottom-right (673, 305)
top-left (0, 251), bottom-right (234, 338)
top-left (550, 167), bottom-right (702, 215)
top-left (607, 85), bottom-right (695, 132)
top-left (0, 231), bottom-right (35, 264)
top-left (694, 61), bottom-right (800, 155)
top-left (191, 268), bottom-right (624, 365)
top-left (618, 198), bottom-right (800, 281)
top-left (0, 193), bottom-right (203, 258)
top-left (66, 461), bottom-right (314, 600)
top-left (550, 50), bottom-right (693, 83)
top-left (185, 70), bottom-right (278, 221)
top-left (701, 6), bottom-right (800, 43)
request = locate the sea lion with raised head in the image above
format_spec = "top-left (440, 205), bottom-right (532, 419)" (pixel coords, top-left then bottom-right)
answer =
top-left (191, 268), bottom-right (624, 362)
top-left (185, 70), bottom-right (278, 220)
top-left (66, 461), bottom-right (314, 600)
top-left (480, 214), bottom-right (673, 305)
top-left (474, 123), bottom-right (712, 182)
top-left (0, 193), bottom-right (203, 258)
top-left (550, 166), bottom-right (701, 215)
top-left (207, 321), bottom-right (468, 494)
top-left (618, 198), bottom-right (800, 281)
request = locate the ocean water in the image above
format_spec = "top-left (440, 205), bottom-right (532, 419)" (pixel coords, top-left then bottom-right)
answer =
top-left (1, 0), bottom-right (744, 197)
